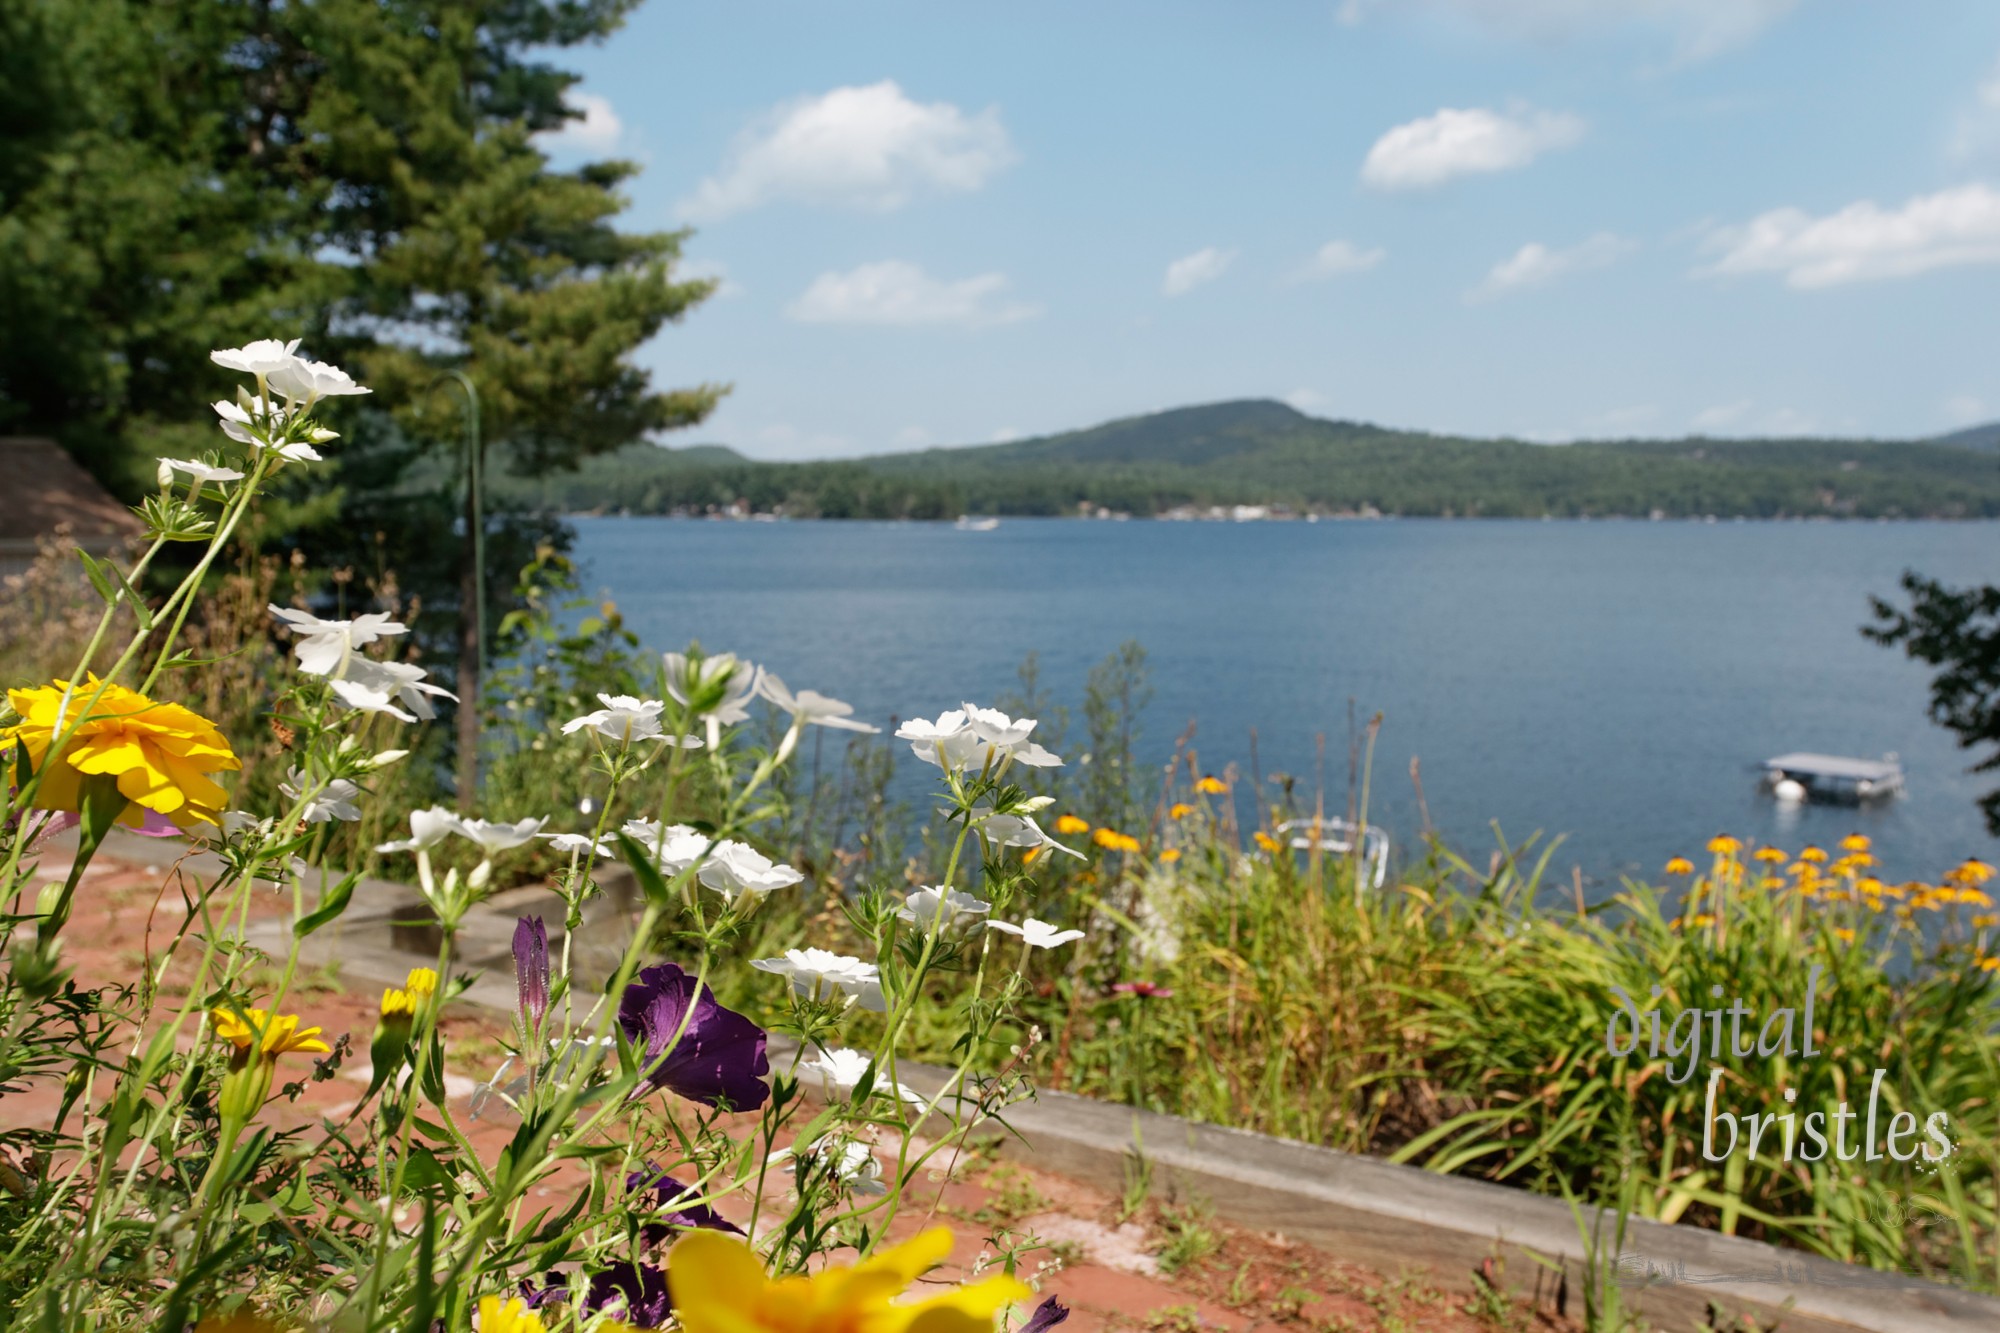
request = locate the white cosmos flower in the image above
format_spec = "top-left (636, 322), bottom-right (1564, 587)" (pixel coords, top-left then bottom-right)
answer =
top-left (452, 816), bottom-right (548, 855)
top-left (696, 840), bottom-right (804, 901)
top-left (157, 458), bottom-right (245, 486)
top-left (664, 651), bottom-right (761, 724)
top-left (799, 1047), bottom-right (921, 1105)
top-left (266, 356), bottom-right (370, 403)
top-left (377, 805), bottom-right (463, 853)
top-left (269, 605), bottom-right (409, 676)
top-left (329, 658), bottom-right (455, 722)
top-left (896, 886), bottom-right (991, 931)
top-left (978, 810), bottom-right (1085, 860)
top-left (758, 673), bottom-right (878, 733)
top-left (750, 948), bottom-right (885, 1011)
top-left (986, 918), bottom-right (1087, 950)
top-left (279, 768), bottom-right (362, 823)
top-left (210, 337), bottom-right (301, 377)
top-left (541, 832), bottom-right (615, 858)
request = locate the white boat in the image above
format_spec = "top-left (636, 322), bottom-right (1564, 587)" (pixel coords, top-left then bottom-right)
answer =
top-left (954, 515), bottom-right (1000, 531)
top-left (1760, 753), bottom-right (1904, 805)
top-left (1272, 818), bottom-right (1391, 890)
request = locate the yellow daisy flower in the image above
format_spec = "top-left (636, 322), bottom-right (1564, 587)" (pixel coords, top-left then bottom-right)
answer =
top-left (1752, 846), bottom-right (1787, 863)
top-left (1168, 802), bottom-right (1194, 820)
top-left (1092, 827), bottom-right (1141, 853)
top-left (1798, 846), bottom-right (1828, 864)
top-left (1159, 848), bottom-right (1182, 863)
top-left (1706, 835), bottom-right (1742, 856)
top-left (1838, 833), bottom-right (1872, 853)
top-left (476, 1297), bottom-right (545, 1333)
top-left (209, 1007), bottom-right (331, 1060)
top-left (1053, 814), bottom-right (1091, 835)
top-left (1194, 775), bottom-right (1229, 795)
top-left (1663, 856), bottom-right (1695, 876)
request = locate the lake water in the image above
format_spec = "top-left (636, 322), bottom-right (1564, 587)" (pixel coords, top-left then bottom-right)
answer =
top-left (570, 516), bottom-right (1996, 891)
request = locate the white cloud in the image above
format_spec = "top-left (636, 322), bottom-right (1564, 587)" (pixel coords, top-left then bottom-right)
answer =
top-left (1949, 53), bottom-right (2000, 161)
top-left (1284, 388), bottom-right (1331, 414)
top-left (537, 93), bottom-right (623, 156)
top-left (990, 427), bottom-right (1022, 443)
top-left (1582, 404), bottom-right (1660, 434)
top-left (1469, 232), bottom-right (1636, 300)
top-left (1361, 105), bottom-right (1584, 190)
top-left (1162, 247), bottom-right (1237, 296)
top-left (1338, 1), bottom-right (1799, 64)
top-left (893, 425), bottom-right (933, 448)
top-left (786, 261), bottom-right (1039, 328)
top-left (757, 423), bottom-right (851, 457)
top-left (1289, 240), bottom-right (1386, 284)
top-left (1944, 394), bottom-right (1987, 425)
top-left (679, 81), bottom-right (1015, 221)
top-left (678, 258), bottom-right (743, 299)
top-left (1691, 401), bottom-right (1753, 432)
top-left (1699, 184), bottom-right (2000, 288)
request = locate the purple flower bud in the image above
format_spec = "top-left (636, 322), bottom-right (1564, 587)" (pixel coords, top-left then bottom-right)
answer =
top-left (617, 962), bottom-right (769, 1110)
top-left (1022, 1296), bottom-right (1071, 1333)
top-left (627, 1164), bottom-right (745, 1241)
top-left (513, 916), bottom-right (549, 1037)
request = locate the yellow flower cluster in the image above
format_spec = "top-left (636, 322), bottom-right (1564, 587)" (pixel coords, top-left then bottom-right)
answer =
top-left (378, 966), bottom-right (439, 1019)
top-left (1093, 827), bottom-right (1141, 853)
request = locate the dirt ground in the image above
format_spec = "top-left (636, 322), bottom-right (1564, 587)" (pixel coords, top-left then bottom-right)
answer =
top-left (5, 848), bottom-right (1578, 1332)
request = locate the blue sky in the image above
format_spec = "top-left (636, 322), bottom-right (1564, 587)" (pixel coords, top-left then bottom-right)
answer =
top-left (541, 2), bottom-right (2000, 459)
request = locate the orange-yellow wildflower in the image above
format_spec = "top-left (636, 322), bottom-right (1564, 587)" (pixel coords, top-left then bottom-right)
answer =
top-left (1252, 830), bottom-right (1283, 854)
top-left (1706, 835), bottom-right (1741, 856)
top-left (1798, 846), bottom-right (1828, 864)
top-left (1054, 814), bottom-right (1091, 835)
top-left (1092, 827), bottom-right (1141, 853)
top-left (1839, 833), bottom-right (1872, 853)
top-left (2, 677), bottom-right (240, 829)
top-left (1194, 775), bottom-right (1229, 795)
top-left (209, 1007), bottom-right (331, 1060)
top-left (1159, 848), bottom-right (1182, 863)
top-left (1168, 802), bottom-right (1194, 820)
top-left (1949, 858), bottom-right (1995, 887)
top-left (1753, 846), bottom-right (1787, 864)
top-left (1663, 856), bottom-right (1695, 876)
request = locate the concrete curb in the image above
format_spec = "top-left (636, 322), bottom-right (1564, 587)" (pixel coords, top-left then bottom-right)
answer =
top-left (99, 829), bottom-right (2000, 1331)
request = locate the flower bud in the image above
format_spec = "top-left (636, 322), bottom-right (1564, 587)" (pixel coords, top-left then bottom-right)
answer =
top-left (368, 749), bottom-right (409, 769)
top-left (157, 459), bottom-right (175, 488)
top-left (308, 427), bottom-right (339, 443)
top-left (1019, 796), bottom-right (1055, 813)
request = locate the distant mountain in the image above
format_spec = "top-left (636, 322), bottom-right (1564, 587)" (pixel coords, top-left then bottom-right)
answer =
top-left (1930, 422), bottom-right (2000, 453)
top-left (492, 400), bottom-right (2000, 520)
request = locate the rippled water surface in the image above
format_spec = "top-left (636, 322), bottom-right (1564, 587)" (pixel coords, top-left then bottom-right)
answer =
top-left (570, 516), bottom-right (1996, 888)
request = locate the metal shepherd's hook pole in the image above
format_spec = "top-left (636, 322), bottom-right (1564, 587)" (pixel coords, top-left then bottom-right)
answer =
top-left (432, 371), bottom-right (483, 810)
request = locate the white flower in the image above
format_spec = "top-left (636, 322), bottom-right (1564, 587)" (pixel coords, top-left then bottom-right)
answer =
top-left (664, 651), bottom-right (762, 724)
top-left (896, 886), bottom-right (991, 931)
top-left (279, 768), bottom-right (362, 823)
top-left (266, 356), bottom-right (370, 403)
top-left (895, 704), bottom-right (1062, 771)
top-left (329, 658), bottom-right (456, 722)
top-left (559, 693), bottom-right (701, 745)
top-left (270, 605), bottom-right (409, 676)
top-left (697, 840), bottom-right (804, 901)
top-left (750, 948), bottom-right (885, 1011)
top-left (541, 832), bottom-right (615, 858)
top-left (986, 917), bottom-right (1087, 950)
top-left (758, 673), bottom-right (878, 733)
top-left (978, 810), bottom-right (1085, 860)
top-left (210, 337), bottom-right (301, 377)
top-left (211, 399), bottom-right (284, 448)
top-left (157, 458), bottom-right (245, 486)
top-left (377, 805), bottom-right (463, 853)
top-left (620, 820), bottom-right (713, 874)
top-left (799, 1048), bottom-right (921, 1105)
top-left (765, 1139), bottom-right (887, 1196)
top-left (453, 816), bottom-right (548, 855)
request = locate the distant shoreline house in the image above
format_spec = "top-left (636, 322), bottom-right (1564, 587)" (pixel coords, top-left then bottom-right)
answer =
top-left (0, 437), bottom-right (143, 578)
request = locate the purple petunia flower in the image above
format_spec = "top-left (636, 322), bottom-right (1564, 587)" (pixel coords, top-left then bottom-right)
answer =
top-left (513, 916), bottom-right (549, 1038)
top-left (617, 962), bottom-right (770, 1110)
top-left (1021, 1295), bottom-right (1071, 1333)
top-left (519, 1262), bottom-right (673, 1328)
top-left (627, 1164), bottom-right (746, 1244)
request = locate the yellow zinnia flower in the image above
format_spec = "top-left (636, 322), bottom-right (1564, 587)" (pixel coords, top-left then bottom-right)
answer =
top-left (2, 676), bottom-right (240, 828)
top-left (1194, 775), bottom-right (1229, 795)
top-left (1979, 956), bottom-right (2000, 973)
top-left (1053, 814), bottom-right (1090, 835)
top-left (1663, 856), bottom-right (1694, 876)
top-left (668, 1226), bottom-right (1028, 1333)
top-left (476, 1297), bottom-right (545, 1333)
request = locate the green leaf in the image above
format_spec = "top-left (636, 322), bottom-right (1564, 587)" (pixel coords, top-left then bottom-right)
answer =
top-left (614, 831), bottom-right (674, 910)
top-left (106, 564), bottom-right (154, 631)
top-left (74, 549), bottom-right (114, 606)
top-left (295, 871), bottom-right (361, 938)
